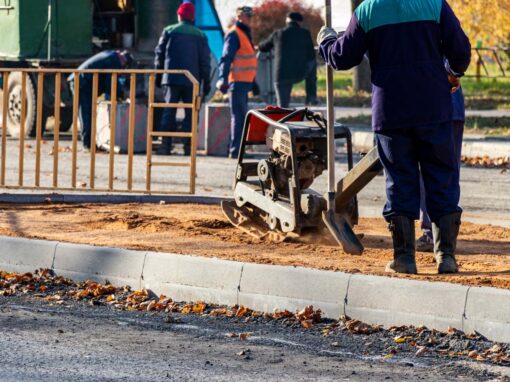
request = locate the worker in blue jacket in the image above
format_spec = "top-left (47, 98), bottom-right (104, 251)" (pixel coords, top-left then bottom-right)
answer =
top-left (318, 0), bottom-right (471, 275)
top-left (155, 1), bottom-right (211, 156)
top-left (417, 84), bottom-right (465, 253)
top-left (217, 6), bottom-right (259, 158)
top-left (68, 50), bottom-right (135, 150)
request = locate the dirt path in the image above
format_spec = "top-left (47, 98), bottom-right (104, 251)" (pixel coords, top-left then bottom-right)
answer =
top-left (0, 203), bottom-right (509, 289)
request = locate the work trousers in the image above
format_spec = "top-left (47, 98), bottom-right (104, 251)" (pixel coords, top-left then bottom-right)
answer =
top-left (275, 82), bottom-right (293, 108)
top-left (228, 88), bottom-right (249, 158)
top-left (69, 82), bottom-right (93, 149)
top-left (160, 85), bottom-right (194, 153)
top-left (275, 60), bottom-right (317, 108)
top-left (305, 59), bottom-right (317, 105)
top-left (419, 120), bottom-right (465, 231)
top-left (375, 122), bottom-right (461, 223)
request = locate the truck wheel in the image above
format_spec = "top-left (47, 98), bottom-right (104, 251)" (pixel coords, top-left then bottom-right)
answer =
top-left (0, 72), bottom-right (37, 138)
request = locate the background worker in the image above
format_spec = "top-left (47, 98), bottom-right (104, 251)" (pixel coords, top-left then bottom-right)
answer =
top-left (318, 0), bottom-right (471, 274)
top-left (417, 84), bottom-right (465, 254)
top-left (68, 50), bottom-right (135, 150)
top-left (258, 12), bottom-right (316, 108)
top-left (154, 1), bottom-right (211, 156)
top-left (217, 6), bottom-right (259, 158)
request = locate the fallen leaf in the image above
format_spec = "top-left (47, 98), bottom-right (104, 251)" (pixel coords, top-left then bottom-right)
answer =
top-left (239, 333), bottom-right (250, 341)
top-left (236, 305), bottom-right (251, 317)
top-left (415, 346), bottom-right (428, 357)
top-left (394, 335), bottom-right (411, 344)
top-left (192, 302), bottom-right (206, 314)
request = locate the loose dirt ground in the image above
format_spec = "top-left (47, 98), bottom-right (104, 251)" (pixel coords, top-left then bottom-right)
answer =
top-left (0, 203), bottom-right (509, 289)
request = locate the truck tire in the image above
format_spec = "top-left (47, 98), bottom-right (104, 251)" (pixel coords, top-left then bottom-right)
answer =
top-left (0, 72), bottom-right (37, 138)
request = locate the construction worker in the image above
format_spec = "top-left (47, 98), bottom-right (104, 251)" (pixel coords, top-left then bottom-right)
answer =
top-left (318, 0), bottom-right (471, 274)
top-left (258, 12), bottom-right (316, 108)
top-left (154, 1), bottom-right (211, 156)
top-left (68, 50), bottom-right (135, 150)
top-left (217, 6), bottom-right (259, 158)
top-left (417, 85), bottom-right (465, 253)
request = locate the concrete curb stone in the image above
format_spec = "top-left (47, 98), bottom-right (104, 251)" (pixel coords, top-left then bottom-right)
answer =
top-left (0, 237), bottom-right (57, 274)
top-left (463, 286), bottom-right (510, 343)
top-left (238, 263), bottom-right (350, 318)
top-left (141, 252), bottom-right (242, 306)
top-left (53, 243), bottom-right (146, 288)
top-left (0, 193), bottom-right (230, 205)
top-left (345, 274), bottom-right (469, 332)
top-left (1, 234), bottom-right (510, 343)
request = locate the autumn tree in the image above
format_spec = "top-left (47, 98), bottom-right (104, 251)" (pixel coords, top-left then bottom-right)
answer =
top-left (449, 0), bottom-right (510, 47)
top-left (250, 0), bottom-right (323, 45)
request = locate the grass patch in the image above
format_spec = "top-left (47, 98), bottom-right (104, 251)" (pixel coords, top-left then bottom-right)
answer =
top-left (293, 70), bottom-right (510, 110)
top-left (336, 114), bottom-right (510, 136)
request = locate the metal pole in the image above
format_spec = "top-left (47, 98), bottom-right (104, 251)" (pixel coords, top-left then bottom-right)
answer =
top-left (325, 0), bottom-right (335, 210)
top-left (47, 0), bottom-right (52, 62)
top-left (1, 72), bottom-right (9, 186)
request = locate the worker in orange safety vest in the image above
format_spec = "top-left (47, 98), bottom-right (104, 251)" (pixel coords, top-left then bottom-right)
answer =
top-left (217, 6), bottom-right (260, 158)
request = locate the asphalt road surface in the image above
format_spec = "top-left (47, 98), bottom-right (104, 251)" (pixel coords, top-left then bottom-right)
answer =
top-left (1, 295), bottom-right (508, 382)
top-left (1, 135), bottom-right (510, 227)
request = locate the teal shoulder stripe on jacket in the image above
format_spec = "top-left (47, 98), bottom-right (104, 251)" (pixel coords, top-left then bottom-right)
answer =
top-left (165, 22), bottom-right (205, 38)
top-left (355, 0), bottom-right (442, 32)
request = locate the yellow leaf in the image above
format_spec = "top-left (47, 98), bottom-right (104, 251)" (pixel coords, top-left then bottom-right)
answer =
top-left (394, 335), bottom-right (410, 344)
top-left (192, 302), bottom-right (206, 314)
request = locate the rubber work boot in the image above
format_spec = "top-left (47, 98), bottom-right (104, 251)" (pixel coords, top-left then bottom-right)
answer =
top-left (385, 216), bottom-right (418, 274)
top-left (416, 230), bottom-right (434, 253)
top-left (432, 212), bottom-right (461, 274)
top-left (156, 137), bottom-right (172, 155)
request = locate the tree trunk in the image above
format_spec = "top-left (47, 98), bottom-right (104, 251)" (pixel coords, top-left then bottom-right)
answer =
top-left (351, 0), bottom-right (371, 93)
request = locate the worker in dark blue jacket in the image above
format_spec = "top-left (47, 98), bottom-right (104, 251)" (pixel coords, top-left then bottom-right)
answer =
top-left (154, 1), bottom-right (211, 156)
top-left (217, 6), bottom-right (259, 158)
top-left (258, 12), bottom-right (316, 108)
top-left (417, 85), bottom-right (465, 253)
top-left (68, 50), bottom-right (134, 150)
top-left (318, 0), bottom-right (471, 275)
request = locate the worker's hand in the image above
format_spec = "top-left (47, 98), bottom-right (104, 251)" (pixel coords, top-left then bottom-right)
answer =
top-left (203, 82), bottom-right (211, 97)
top-left (252, 82), bottom-right (260, 96)
top-left (155, 74), bottom-right (163, 88)
top-left (317, 26), bottom-right (338, 46)
top-left (448, 74), bottom-right (461, 93)
top-left (216, 79), bottom-right (229, 94)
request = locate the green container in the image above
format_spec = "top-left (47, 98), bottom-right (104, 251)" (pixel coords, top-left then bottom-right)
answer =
top-left (135, 0), bottom-right (179, 52)
top-left (0, 0), bottom-right (92, 61)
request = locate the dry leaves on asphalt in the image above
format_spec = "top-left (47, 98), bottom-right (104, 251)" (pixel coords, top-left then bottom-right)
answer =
top-left (1, 269), bottom-right (510, 365)
top-left (461, 155), bottom-right (509, 168)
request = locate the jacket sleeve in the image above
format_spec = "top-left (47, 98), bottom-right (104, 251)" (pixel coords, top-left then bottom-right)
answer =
top-left (154, 29), bottom-right (169, 70)
top-left (258, 32), bottom-right (275, 52)
top-left (319, 14), bottom-right (367, 71)
top-left (199, 35), bottom-right (212, 85)
top-left (440, 0), bottom-right (471, 76)
top-left (218, 31), bottom-right (240, 82)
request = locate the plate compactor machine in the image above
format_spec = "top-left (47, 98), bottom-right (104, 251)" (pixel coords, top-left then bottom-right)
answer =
top-left (221, 107), bottom-right (383, 255)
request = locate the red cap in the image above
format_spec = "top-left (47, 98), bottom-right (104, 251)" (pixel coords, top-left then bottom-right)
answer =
top-left (177, 2), bottom-right (195, 22)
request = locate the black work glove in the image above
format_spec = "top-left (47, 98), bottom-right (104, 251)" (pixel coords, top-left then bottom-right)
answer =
top-left (156, 74), bottom-right (163, 88)
top-left (252, 82), bottom-right (260, 96)
top-left (203, 81), bottom-right (211, 97)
